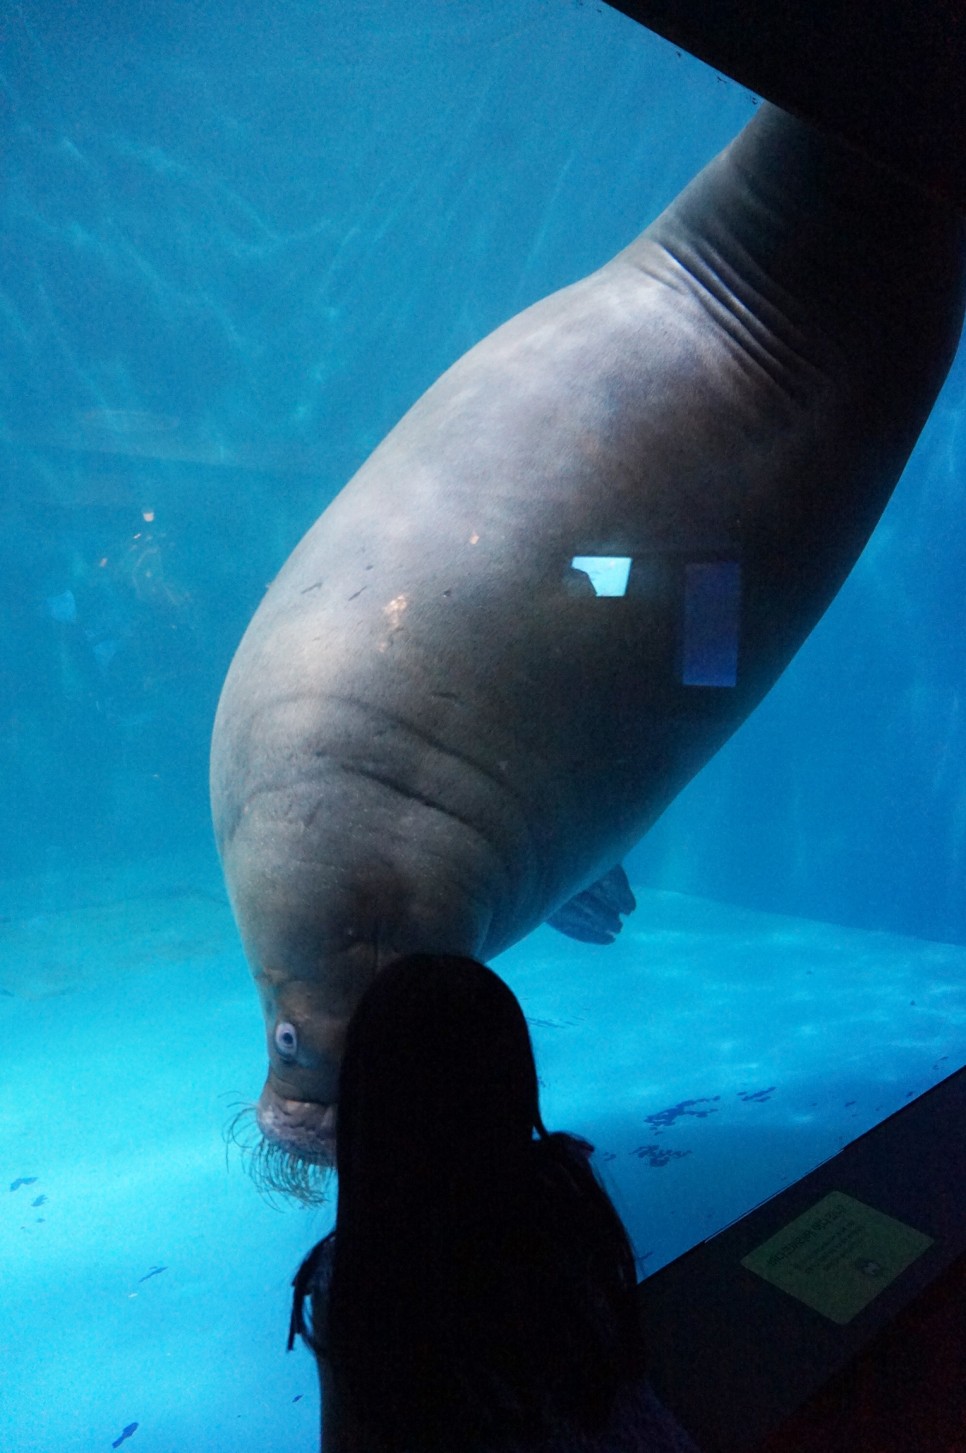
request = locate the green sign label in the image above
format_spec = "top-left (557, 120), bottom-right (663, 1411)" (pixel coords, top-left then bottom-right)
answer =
top-left (741, 1191), bottom-right (934, 1324)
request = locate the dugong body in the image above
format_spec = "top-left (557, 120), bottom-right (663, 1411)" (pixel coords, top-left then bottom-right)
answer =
top-left (211, 104), bottom-right (964, 1179)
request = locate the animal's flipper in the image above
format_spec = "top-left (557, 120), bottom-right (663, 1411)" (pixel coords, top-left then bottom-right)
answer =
top-left (547, 865), bottom-right (637, 946)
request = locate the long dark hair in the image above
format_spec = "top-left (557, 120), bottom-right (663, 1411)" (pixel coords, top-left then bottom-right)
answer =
top-left (292, 953), bottom-right (646, 1451)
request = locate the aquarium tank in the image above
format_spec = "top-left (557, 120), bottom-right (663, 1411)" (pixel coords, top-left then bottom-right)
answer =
top-left (2, 2), bottom-right (965, 1450)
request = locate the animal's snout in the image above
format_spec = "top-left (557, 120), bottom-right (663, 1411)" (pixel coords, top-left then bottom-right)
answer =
top-left (256, 1081), bottom-right (337, 1164)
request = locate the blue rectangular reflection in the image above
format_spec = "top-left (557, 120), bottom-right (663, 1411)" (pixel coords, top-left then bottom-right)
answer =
top-left (682, 561), bottom-right (741, 686)
top-left (570, 555), bottom-right (632, 597)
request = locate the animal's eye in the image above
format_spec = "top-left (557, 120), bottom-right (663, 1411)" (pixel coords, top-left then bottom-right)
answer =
top-left (274, 1021), bottom-right (298, 1059)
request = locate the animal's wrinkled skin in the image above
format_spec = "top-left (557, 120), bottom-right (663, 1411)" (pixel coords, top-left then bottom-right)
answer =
top-left (211, 103), bottom-right (965, 1192)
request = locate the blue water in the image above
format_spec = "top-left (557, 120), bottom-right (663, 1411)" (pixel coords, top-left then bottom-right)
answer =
top-left (2, 2), bottom-right (965, 1450)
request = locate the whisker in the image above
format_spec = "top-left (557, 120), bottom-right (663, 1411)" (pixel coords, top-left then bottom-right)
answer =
top-left (223, 1104), bottom-right (334, 1208)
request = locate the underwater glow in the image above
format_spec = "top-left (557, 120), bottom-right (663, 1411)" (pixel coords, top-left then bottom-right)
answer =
top-left (1, 0), bottom-right (964, 1450)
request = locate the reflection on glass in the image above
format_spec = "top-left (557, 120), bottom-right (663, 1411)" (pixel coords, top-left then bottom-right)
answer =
top-left (682, 560), bottom-right (741, 687)
top-left (570, 555), bottom-right (633, 597)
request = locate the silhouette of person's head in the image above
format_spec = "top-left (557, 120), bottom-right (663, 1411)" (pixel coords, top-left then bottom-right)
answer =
top-left (292, 952), bottom-right (645, 1453)
top-left (336, 952), bottom-right (549, 1202)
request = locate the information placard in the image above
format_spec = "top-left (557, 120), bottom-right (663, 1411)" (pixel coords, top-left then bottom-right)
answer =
top-left (741, 1191), bottom-right (934, 1324)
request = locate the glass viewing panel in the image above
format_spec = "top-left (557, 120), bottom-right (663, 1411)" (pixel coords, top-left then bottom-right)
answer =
top-left (2, 2), bottom-right (965, 1450)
